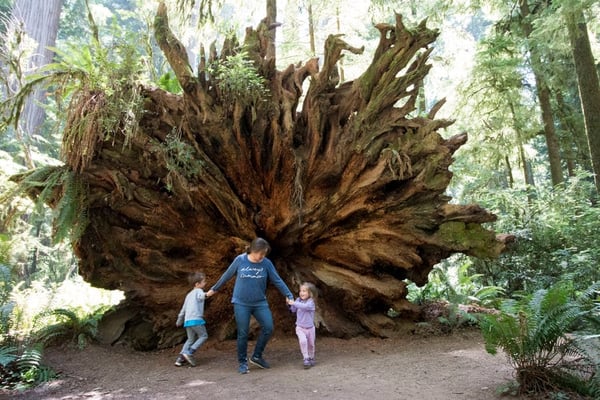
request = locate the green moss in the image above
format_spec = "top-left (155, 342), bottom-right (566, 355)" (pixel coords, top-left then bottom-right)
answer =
top-left (436, 221), bottom-right (500, 258)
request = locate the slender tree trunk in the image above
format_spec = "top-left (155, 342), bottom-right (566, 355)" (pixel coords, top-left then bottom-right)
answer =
top-left (504, 155), bottom-right (514, 188)
top-left (518, 136), bottom-right (535, 186)
top-left (308, 2), bottom-right (316, 56)
top-left (13, 0), bottom-right (63, 167)
top-left (409, 0), bottom-right (427, 115)
top-left (335, 6), bottom-right (344, 82)
top-left (536, 84), bottom-right (563, 185)
top-left (554, 91), bottom-right (592, 172)
top-left (565, 10), bottom-right (600, 193)
top-left (26, 218), bottom-right (43, 282)
top-left (562, 136), bottom-right (576, 177)
top-left (266, 0), bottom-right (277, 60)
top-left (553, 94), bottom-right (577, 177)
top-left (510, 101), bottom-right (535, 187)
top-left (519, 0), bottom-right (563, 186)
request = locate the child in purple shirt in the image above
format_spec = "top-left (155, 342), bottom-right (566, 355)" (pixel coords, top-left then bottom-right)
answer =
top-left (287, 282), bottom-right (317, 368)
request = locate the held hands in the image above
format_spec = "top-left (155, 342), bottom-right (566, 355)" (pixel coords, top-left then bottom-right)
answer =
top-left (206, 289), bottom-right (215, 297)
top-left (286, 298), bottom-right (295, 306)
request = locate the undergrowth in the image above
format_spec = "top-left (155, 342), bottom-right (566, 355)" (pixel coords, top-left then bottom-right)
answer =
top-left (480, 282), bottom-right (600, 398)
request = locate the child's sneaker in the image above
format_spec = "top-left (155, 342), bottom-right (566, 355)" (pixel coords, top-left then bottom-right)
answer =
top-left (309, 357), bottom-right (316, 366)
top-left (303, 359), bottom-right (311, 369)
top-left (182, 353), bottom-right (196, 367)
top-left (174, 355), bottom-right (186, 367)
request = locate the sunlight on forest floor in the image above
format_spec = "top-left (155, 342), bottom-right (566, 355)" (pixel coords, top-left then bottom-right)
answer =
top-left (10, 276), bottom-right (124, 332)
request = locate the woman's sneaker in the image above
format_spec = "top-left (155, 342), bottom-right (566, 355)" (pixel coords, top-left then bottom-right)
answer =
top-left (238, 362), bottom-right (249, 374)
top-left (249, 356), bottom-right (270, 369)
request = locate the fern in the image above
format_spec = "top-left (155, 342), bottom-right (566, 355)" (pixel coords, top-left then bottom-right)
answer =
top-left (0, 343), bottom-right (54, 390)
top-left (480, 282), bottom-right (600, 396)
top-left (51, 169), bottom-right (89, 243)
top-left (2, 20), bottom-right (144, 173)
top-left (4, 165), bottom-right (89, 244)
top-left (33, 305), bottom-right (110, 349)
top-left (209, 51), bottom-right (269, 108)
top-left (164, 130), bottom-right (204, 180)
top-left (435, 302), bottom-right (481, 333)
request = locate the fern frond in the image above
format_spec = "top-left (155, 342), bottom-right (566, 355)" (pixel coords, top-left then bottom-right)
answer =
top-left (32, 306), bottom-right (105, 348)
top-left (472, 286), bottom-right (505, 303)
top-left (34, 323), bottom-right (69, 346)
top-left (0, 345), bottom-right (17, 367)
top-left (577, 282), bottom-right (600, 302)
top-left (498, 298), bottom-right (519, 314)
top-left (6, 166), bottom-right (90, 244)
top-left (52, 170), bottom-right (89, 243)
top-left (15, 345), bottom-right (43, 371)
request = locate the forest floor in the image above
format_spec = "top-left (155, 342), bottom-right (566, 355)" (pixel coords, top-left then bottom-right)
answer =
top-left (4, 327), bottom-right (529, 400)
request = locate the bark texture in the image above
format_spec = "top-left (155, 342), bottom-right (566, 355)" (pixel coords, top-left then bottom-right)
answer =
top-left (12, 0), bottom-right (63, 168)
top-left (565, 10), bottom-right (600, 193)
top-left (36, 6), bottom-right (510, 349)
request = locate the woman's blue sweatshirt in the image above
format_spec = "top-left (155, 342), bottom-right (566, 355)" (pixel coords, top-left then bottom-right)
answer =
top-left (210, 253), bottom-right (293, 305)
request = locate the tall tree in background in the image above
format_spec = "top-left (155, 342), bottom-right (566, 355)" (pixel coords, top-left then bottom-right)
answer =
top-left (0, 0), bottom-right (63, 282)
top-left (562, 3), bottom-right (600, 193)
top-left (519, 0), bottom-right (563, 186)
top-left (456, 28), bottom-right (539, 190)
top-left (12, 0), bottom-right (63, 167)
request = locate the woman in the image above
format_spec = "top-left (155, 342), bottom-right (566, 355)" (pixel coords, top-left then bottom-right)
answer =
top-left (207, 237), bottom-right (294, 374)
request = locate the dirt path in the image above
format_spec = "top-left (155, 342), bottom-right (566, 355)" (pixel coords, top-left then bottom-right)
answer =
top-left (6, 329), bottom-right (523, 400)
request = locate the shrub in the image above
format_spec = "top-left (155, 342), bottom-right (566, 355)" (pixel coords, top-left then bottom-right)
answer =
top-left (33, 305), bottom-right (112, 349)
top-left (468, 173), bottom-right (600, 295)
top-left (479, 282), bottom-right (600, 397)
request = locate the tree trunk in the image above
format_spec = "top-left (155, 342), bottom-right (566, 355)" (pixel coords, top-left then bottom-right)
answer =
top-left (565, 9), bottom-right (600, 193)
top-left (23, 5), bottom-right (511, 349)
top-left (519, 0), bottom-right (563, 186)
top-left (308, 2), bottom-right (316, 56)
top-left (509, 101), bottom-right (535, 187)
top-left (13, 0), bottom-right (63, 167)
top-left (554, 91), bottom-right (592, 173)
top-left (11, 0), bottom-right (63, 281)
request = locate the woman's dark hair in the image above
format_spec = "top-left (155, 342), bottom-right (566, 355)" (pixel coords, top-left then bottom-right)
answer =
top-left (246, 237), bottom-right (271, 255)
top-left (188, 271), bottom-right (206, 285)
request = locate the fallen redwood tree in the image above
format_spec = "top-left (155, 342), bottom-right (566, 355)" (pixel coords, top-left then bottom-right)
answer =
top-left (17, 3), bottom-right (511, 349)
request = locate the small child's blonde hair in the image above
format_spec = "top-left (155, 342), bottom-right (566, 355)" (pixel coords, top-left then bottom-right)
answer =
top-left (301, 282), bottom-right (317, 301)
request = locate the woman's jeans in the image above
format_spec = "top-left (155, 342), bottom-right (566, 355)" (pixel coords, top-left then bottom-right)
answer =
top-left (234, 302), bottom-right (273, 363)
